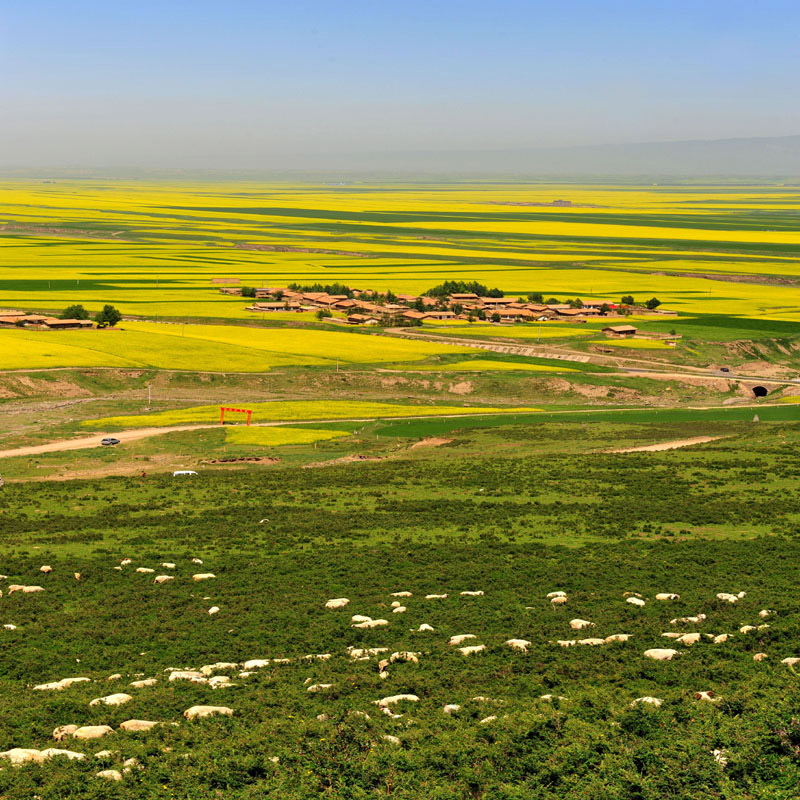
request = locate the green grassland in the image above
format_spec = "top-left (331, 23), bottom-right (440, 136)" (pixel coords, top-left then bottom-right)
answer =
top-left (2, 422), bottom-right (800, 797)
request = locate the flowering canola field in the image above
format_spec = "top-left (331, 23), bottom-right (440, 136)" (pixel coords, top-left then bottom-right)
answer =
top-left (2, 180), bottom-right (800, 357)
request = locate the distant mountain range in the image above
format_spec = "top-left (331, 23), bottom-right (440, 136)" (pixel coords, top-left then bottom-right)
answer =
top-left (4, 135), bottom-right (799, 180)
top-left (295, 135), bottom-right (800, 178)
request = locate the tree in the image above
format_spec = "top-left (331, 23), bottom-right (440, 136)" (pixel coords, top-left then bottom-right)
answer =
top-left (94, 305), bottom-right (122, 328)
top-left (241, 286), bottom-right (256, 298)
top-left (621, 295), bottom-right (634, 306)
top-left (645, 297), bottom-right (661, 310)
top-left (527, 292), bottom-right (543, 303)
top-left (315, 309), bottom-right (332, 320)
top-left (568, 298), bottom-right (583, 309)
top-left (600, 303), bottom-right (611, 315)
top-left (546, 297), bottom-right (559, 305)
top-left (61, 304), bottom-right (90, 320)
top-left (491, 312), bottom-right (501, 323)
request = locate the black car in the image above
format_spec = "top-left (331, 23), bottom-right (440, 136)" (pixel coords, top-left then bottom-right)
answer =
top-left (101, 438), bottom-right (121, 446)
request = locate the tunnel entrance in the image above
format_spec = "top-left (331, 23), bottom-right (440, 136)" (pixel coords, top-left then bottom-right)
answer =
top-left (752, 386), bottom-right (768, 398)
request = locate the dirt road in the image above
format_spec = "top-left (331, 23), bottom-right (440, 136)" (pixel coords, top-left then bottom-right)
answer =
top-left (608, 435), bottom-right (726, 454)
top-left (0, 425), bottom-right (221, 459)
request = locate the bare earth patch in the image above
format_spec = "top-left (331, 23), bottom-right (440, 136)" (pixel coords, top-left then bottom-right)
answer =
top-left (303, 454), bottom-right (385, 469)
top-left (410, 437), bottom-right (453, 449)
top-left (607, 436), bottom-right (727, 454)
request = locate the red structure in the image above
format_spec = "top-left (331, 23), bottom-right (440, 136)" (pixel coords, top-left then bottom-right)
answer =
top-left (220, 406), bottom-right (253, 426)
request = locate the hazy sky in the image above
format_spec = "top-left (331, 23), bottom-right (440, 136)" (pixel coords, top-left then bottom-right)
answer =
top-left (2, 0), bottom-right (799, 167)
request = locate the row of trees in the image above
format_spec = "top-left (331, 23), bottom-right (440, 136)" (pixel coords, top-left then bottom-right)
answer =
top-left (61, 304), bottom-right (122, 327)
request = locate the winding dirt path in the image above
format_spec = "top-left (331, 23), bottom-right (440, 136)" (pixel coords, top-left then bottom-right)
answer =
top-left (607, 435), bottom-right (726, 454)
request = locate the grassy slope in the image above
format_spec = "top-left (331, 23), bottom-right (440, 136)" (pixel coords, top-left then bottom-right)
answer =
top-left (1, 426), bottom-right (800, 797)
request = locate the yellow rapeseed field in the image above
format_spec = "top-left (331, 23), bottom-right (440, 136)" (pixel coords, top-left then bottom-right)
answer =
top-left (83, 400), bottom-right (542, 429)
top-left (405, 359), bottom-right (577, 372)
top-left (225, 426), bottom-right (351, 446)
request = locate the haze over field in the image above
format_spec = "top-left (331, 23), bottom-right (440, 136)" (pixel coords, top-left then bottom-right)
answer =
top-left (2, 1), bottom-right (799, 174)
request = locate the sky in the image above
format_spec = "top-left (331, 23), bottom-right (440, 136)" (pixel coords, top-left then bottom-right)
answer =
top-left (2, 0), bottom-right (799, 168)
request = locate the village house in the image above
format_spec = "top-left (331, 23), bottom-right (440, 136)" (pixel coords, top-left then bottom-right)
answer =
top-left (425, 310), bottom-right (457, 321)
top-left (218, 287), bottom-right (243, 295)
top-left (402, 310), bottom-right (428, 322)
top-left (43, 318), bottom-right (94, 329)
top-left (449, 293), bottom-right (480, 303)
top-left (346, 314), bottom-right (380, 326)
top-left (602, 324), bottom-right (638, 338)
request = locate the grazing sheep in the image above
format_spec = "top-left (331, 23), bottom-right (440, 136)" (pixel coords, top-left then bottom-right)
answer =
top-left (135, 567), bottom-right (155, 574)
top-left (677, 633), bottom-right (701, 646)
top-left (458, 644), bottom-right (486, 656)
top-left (557, 640), bottom-right (577, 647)
top-left (161, 562), bottom-right (176, 569)
top-left (107, 674), bottom-right (121, 681)
top-left (661, 632), bottom-right (683, 639)
top-left (130, 678), bottom-right (157, 688)
top-left (479, 715), bottom-right (497, 724)
top-left (347, 647), bottom-right (388, 659)
top-left (74, 573), bottom-right (81, 581)
top-left (443, 704), bottom-right (461, 714)
top-left (34, 677), bottom-right (90, 691)
top-left (716, 593), bottom-right (739, 604)
top-left (72, 726), bottom-right (114, 740)
top-left (759, 609), bottom-right (774, 618)
top-left (53, 725), bottom-right (80, 741)
top-left (351, 614), bottom-right (372, 623)
top-left (753, 652), bottom-right (768, 661)
top-left (3, 624), bottom-right (17, 631)
top-left (119, 719), bottom-right (159, 732)
top-left (352, 618), bottom-right (388, 629)
top-left (546, 591), bottom-right (566, 599)
top-left (391, 591), bottom-right (412, 597)
top-left (632, 697), bottom-right (663, 707)
top-left (89, 694), bottom-right (132, 707)
top-left (504, 639), bottom-right (531, 652)
top-left (540, 694), bottom-right (567, 702)
top-left (448, 634), bottom-right (476, 646)
top-left (390, 651), bottom-right (420, 664)
top-left (425, 594), bottom-right (448, 599)
top-left (208, 607), bottom-right (220, 615)
top-left (605, 634), bottom-right (632, 643)
top-left (306, 684), bottom-right (333, 693)
top-left (191, 558), bottom-right (203, 564)
top-left (168, 670), bottom-right (206, 683)
top-left (183, 705), bottom-right (233, 719)
top-left (713, 634), bottom-right (730, 644)
top-left (739, 625), bottom-right (756, 634)
top-left (0, 748), bottom-right (45, 765)
top-left (569, 619), bottom-right (594, 630)
top-left (460, 591), bottom-right (484, 597)
top-left (375, 694), bottom-right (419, 707)
top-left (578, 638), bottom-right (606, 646)
top-left (670, 614), bottom-right (706, 625)
top-left (655, 593), bottom-right (680, 601)
top-left (22, 585), bottom-right (44, 593)
top-left (153, 575), bottom-right (173, 585)
top-left (120, 559), bottom-right (133, 566)
top-left (96, 769), bottom-right (123, 781)
top-left (382, 735), bottom-right (401, 745)
top-left (192, 573), bottom-right (216, 582)
top-left (243, 659), bottom-right (271, 670)
top-left (416, 623), bottom-right (435, 632)
top-left (781, 657), bottom-right (800, 666)
top-left (325, 597), bottom-right (350, 609)
top-left (550, 596), bottom-right (568, 606)
top-left (392, 606), bottom-right (406, 614)
top-left (200, 662), bottom-right (238, 675)
top-left (643, 648), bottom-right (679, 661)
top-left (712, 749), bottom-right (729, 768)
top-left (694, 691), bottom-right (718, 702)
top-left (39, 565), bottom-right (52, 574)
top-left (626, 597), bottom-right (646, 607)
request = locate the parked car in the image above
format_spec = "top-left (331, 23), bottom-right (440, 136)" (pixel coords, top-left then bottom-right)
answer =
top-left (720, 367), bottom-right (730, 373)
top-left (100, 438), bottom-right (120, 446)
top-left (173, 470), bottom-right (198, 476)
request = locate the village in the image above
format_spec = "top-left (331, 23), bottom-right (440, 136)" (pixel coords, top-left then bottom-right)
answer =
top-left (221, 280), bottom-right (678, 339)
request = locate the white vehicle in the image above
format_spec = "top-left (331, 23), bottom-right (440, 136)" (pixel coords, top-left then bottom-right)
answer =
top-left (173, 470), bottom-right (198, 477)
